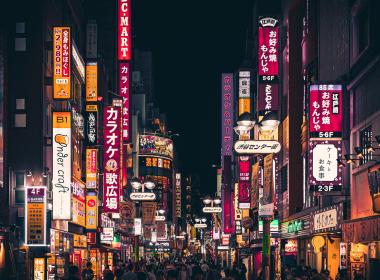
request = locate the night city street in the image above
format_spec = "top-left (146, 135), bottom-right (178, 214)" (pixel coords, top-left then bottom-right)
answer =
top-left (1, 0), bottom-right (380, 279)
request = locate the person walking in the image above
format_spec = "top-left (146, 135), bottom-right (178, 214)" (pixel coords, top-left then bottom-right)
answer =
top-left (81, 262), bottom-right (95, 280)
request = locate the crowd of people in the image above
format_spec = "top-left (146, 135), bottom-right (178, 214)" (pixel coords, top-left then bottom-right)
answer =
top-left (66, 258), bottom-right (352, 280)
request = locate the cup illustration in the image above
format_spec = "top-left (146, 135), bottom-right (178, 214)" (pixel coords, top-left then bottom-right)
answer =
top-left (55, 134), bottom-right (68, 145)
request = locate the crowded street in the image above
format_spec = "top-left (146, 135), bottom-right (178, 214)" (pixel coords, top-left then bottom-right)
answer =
top-left (0, 0), bottom-right (380, 279)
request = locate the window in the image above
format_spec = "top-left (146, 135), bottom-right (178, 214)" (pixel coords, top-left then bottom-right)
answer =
top-left (15, 172), bottom-right (25, 205)
top-left (15, 38), bottom-right (26, 51)
top-left (360, 126), bottom-right (373, 165)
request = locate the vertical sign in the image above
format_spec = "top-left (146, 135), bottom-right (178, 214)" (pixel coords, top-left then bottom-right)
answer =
top-left (134, 218), bottom-right (142, 236)
top-left (85, 105), bottom-right (98, 146)
top-left (86, 148), bottom-right (98, 189)
top-left (25, 186), bottom-right (46, 246)
top-left (238, 71), bottom-right (251, 116)
top-left (251, 163), bottom-right (259, 209)
top-left (234, 183), bottom-right (242, 220)
top-left (260, 155), bottom-right (274, 219)
top-left (258, 17), bottom-right (279, 114)
top-left (223, 156), bottom-right (234, 234)
top-left (52, 112), bottom-right (71, 220)
top-left (118, 0), bottom-right (131, 60)
top-left (340, 243), bottom-right (348, 269)
top-left (119, 62), bottom-right (130, 141)
top-left (221, 73), bottom-right (234, 167)
top-left (86, 194), bottom-right (98, 229)
top-left (309, 84), bottom-right (343, 138)
top-left (71, 178), bottom-right (86, 227)
top-left (103, 106), bottom-right (121, 212)
top-left (175, 173), bottom-right (181, 218)
top-left (309, 139), bottom-right (342, 192)
top-left (53, 27), bottom-right (71, 99)
top-left (86, 63), bottom-right (98, 102)
top-left (238, 157), bottom-right (251, 209)
top-left (34, 258), bottom-right (45, 280)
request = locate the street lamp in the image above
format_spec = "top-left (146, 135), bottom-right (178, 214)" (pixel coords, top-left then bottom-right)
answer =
top-left (130, 177), bottom-right (156, 201)
top-left (202, 196), bottom-right (222, 213)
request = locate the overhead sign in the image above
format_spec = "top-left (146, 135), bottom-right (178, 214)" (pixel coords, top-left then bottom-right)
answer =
top-left (235, 140), bottom-right (281, 154)
top-left (25, 186), bottom-right (47, 246)
top-left (53, 27), bottom-right (71, 99)
top-left (309, 84), bottom-right (343, 138)
top-left (119, 62), bottom-right (130, 141)
top-left (86, 63), bottom-right (97, 102)
top-left (130, 192), bottom-right (156, 201)
top-left (103, 107), bottom-right (121, 212)
top-left (52, 112), bottom-right (71, 220)
top-left (202, 207), bottom-right (222, 213)
top-left (309, 139), bottom-right (342, 192)
top-left (118, 0), bottom-right (131, 60)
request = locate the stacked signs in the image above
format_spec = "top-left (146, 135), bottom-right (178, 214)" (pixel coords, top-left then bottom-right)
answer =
top-left (103, 106), bottom-right (121, 212)
top-left (238, 71), bottom-right (251, 116)
top-left (25, 186), bottom-right (47, 246)
top-left (308, 85), bottom-right (343, 194)
top-left (53, 27), bottom-right (71, 99)
top-left (238, 157), bottom-right (251, 209)
top-left (175, 173), bottom-right (181, 218)
top-left (258, 17), bottom-right (279, 115)
top-left (118, 0), bottom-right (131, 142)
top-left (221, 74), bottom-right (235, 234)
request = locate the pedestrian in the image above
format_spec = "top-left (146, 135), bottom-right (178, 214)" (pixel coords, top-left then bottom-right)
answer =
top-left (123, 263), bottom-right (138, 280)
top-left (68, 265), bottom-right (80, 280)
top-left (103, 265), bottom-right (114, 280)
top-left (147, 264), bottom-right (157, 280)
top-left (156, 270), bottom-right (166, 280)
top-left (81, 261), bottom-right (95, 280)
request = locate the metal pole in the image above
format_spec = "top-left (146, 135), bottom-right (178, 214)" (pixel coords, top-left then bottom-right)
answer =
top-left (262, 219), bottom-right (271, 280)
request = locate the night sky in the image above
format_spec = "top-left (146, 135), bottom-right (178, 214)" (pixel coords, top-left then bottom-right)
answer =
top-left (134, 0), bottom-right (253, 194)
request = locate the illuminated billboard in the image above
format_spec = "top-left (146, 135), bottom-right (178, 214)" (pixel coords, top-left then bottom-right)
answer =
top-left (139, 135), bottom-right (173, 159)
top-left (86, 63), bottom-right (97, 102)
top-left (221, 73), bottom-right (234, 167)
top-left (53, 27), bottom-right (71, 99)
top-left (118, 0), bottom-right (131, 60)
top-left (71, 178), bottom-right (86, 227)
top-left (119, 62), bottom-right (130, 141)
top-left (238, 157), bottom-right (250, 209)
top-left (25, 186), bottom-right (47, 246)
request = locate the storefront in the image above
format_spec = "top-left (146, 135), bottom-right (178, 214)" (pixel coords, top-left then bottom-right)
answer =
top-left (71, 234), bottom-right (88, 275)
top-left (342, 215), bottom-right (380, 280)
top-left (309, 203), bottom-right (344, 278)
top-left (280, 214), bottom-right (311, 268)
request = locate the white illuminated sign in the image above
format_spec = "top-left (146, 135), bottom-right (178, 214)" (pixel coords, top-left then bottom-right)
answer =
top-left (313, 208), bottom-right (338, 231)
top-left (100, 227), bottom-right (114, 241)
top-left (155, 216), bottom-right (166, 221)
top-left (194, 223), bottom-right (207, 228)
top-left (134, 218), bottom-right (142, 235)
top-left (217, 245), bottom-right (230, 250)
top-left (235, 140), bottom-right (281, 154)
top-left (130, 192), bottom-right (156, 201)
top-left (312, 144), bottom-right (338, 181)
top-left (202, 207), bottom-right (222, 213)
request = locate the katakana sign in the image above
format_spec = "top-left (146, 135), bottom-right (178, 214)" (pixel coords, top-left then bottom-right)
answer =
top-left (234, 140), bottom-right (281, 154)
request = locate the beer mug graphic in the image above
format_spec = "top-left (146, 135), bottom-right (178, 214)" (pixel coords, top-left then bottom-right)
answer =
top-left (55, 134), bottom-right (68, 145)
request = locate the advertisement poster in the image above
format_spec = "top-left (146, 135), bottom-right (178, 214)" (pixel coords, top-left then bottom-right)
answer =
top-left (118, 0), bottom-right (131, 60)
top-left (119, 62), bottom-right (130, 141)
top-left (103, 106), bottom-right (121, 212)
top-left (53, 27), bottom-right (71, 99)
top-left (52, 112), bottom-right (71, 220)
top-left (85, 105), bottom-right (98, 146)
top-left (139, 135), bottom-right (173, 159)
top-left (86, 194), bottom-right (98, 229)
top-left (238, 157), bottom-right (251, 208)
top-left (25, 186), bottom-right (46, 245)
top-left (309, 84), bottom-right (343, 138)
top-left (86, 149), bottom-right (98, 189)
top-left (86, 63), bottom-right (97, 102)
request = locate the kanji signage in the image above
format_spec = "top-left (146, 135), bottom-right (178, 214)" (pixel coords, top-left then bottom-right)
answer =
top-left (118, 0), bottom-right (131, 60)
top-left (86, 63), bottom-right (97, 102)
top-left (119, 62), bottom-right (130, 141)
top-left (130, 192), bottom-right (156, 201)
top-left (258, 81), bottom-right (279, 112)
top-left (234, 140), bottom-right (281, 154)
top-left (52, 112), bottom-right (71, 220)
top-left (221, 73), bottom-right (234, 167)
top-left (139, 156), bottom-right (172, 170)
top-left (53, 27), bottom-right (71, 99)
top-left (86, 148), bottom-right (97, 189)
top-left (34, 258), bottom-right (45, 280)
top-left (309, 139), bottom-right (342, 192)
top-left (85, 105), bottom-right (98, 146)
top-left (258, 17), bottom-right (279, 76)
top-left (310, 203), bottom-right (343, 234)
top-left (101, 227), bottom-right (114, 241)
top-left (238, 157), bottom-right (251, 209)
top-left (71, 178), bottom-right (86, 227)
top-left (309, 84), bottom-right (343, 138)
top-left (86, 194), bottom-right (98, 229)
top-left (175, 173), bottom-right (181, 218)
top-left (238, 71), bottom-right (251, 116)
top-left (25, 186), bottom-right (46, 246)
top-left (103, 106), bottom-right (121, 212)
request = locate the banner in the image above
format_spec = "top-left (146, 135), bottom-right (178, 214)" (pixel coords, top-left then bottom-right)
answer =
top-left (238, 157), bottom-right (250, 208)
top-left (71, 178), bottom-right (86, 227)
top-left (85, 105), bottom-right (98, 146)
top-left (86, 149), bottom-right (98, 189)
top-left (175, 173), bottom-right (181, 218)
top-left (309, 84), bottom-right (343, 138)
top-left (119, 62), bottom-right (130, 141)
top-left (139, 135), bottom-right (173, 159)
top-left (25, 186), bottom-right (46, 245)
top-left (86, 194), bottom-right (98, 229)
top-left (52, 112), bottom-right (71, 220)
top-left (118, 0), bottom-right (131, 60)
top-left (251, 163), bottom-right (259, 209)
top-left (221, 74), bottom-right (234, 168)
top-left (86, 63), bottom-right (97, 102)
top-left (103, 106), bottom-right (121, 212)
top-left (53, 27), bottom-right (71, 99)
top-left (309, 139), bottom-right (342, 192)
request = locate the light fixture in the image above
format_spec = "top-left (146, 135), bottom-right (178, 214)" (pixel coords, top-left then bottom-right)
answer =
top-left (202, 196), bottom-right (212, 205)
top-left (213, 197), bottom-right (222, 205)
top-left (237, 112), bottom-right (256, 128)
top-left (355, 147), bottom-right (364, 158)
top-left (201, 218), bottom-right (207, 223)
top-left (195, 218), bottom-right (200, 223)
top-left (158, 209), bottom-right (165, 215)
top-left (42, 167), bottom-right (49, 178)
top-left (26, 170), bottom-right (32, 177)
top-left (260, 111), bottom-right (280, 129)
top-left (144, 179), bottom-right (155, 190)
top-left (130, 177), bottom-right (142, 190)
top-left (234, 125), bottom-right (251, 136)
top-left (367, 145), bottom-right (375, 153)
top-left (337, 159), bottom-right (345, 168)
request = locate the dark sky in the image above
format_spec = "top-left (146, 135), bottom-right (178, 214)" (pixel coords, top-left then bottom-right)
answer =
top-left (134, 0), bottom-right (253, 195)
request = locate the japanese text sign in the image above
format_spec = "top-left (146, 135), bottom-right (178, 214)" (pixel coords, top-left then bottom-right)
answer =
top-left (258, 17), bottom-right (279, 76)
top-left (118, 0), bottom-right (131, 60)
top-left (85, 105), bottom-right (98, 146)
top-left (86, 194), bottom-right (98, 229)
top-left (221, 73), bottom-right (234, 167)
top-left (239, 157), bottom-right (251, 208)
top-left (86, 63), bottom-right (97, 102)
top-left (309, 139), bottom-right (342, 192)
top-left (234, 140), bottom-right (281, 154)
top-left (103, 106), bottom-right (121, 212)
top-left (53, 27), bottom-right (71, 99)
top-left (309, 85), bottom-right (343, 138)
top-left (71, 178), bottom-right (86, 227)
top-left (25, 186), bottom-right (46, 246)
top-left (119, 62), bottom-right (130, 141)
top-left (86, 148), bottom-right (98, 189)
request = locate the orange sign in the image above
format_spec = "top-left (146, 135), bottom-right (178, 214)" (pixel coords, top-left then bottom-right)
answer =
top-left (34, 258), bottom-right (45, 280)
top-left (86, 195), bottom-right (98, 229)
top-left (238, 98), bottom-right (251, 116)
top-left (86, 63), bottom-right (98, 101)
top-left (53, 27), bottom-right (71, 99)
